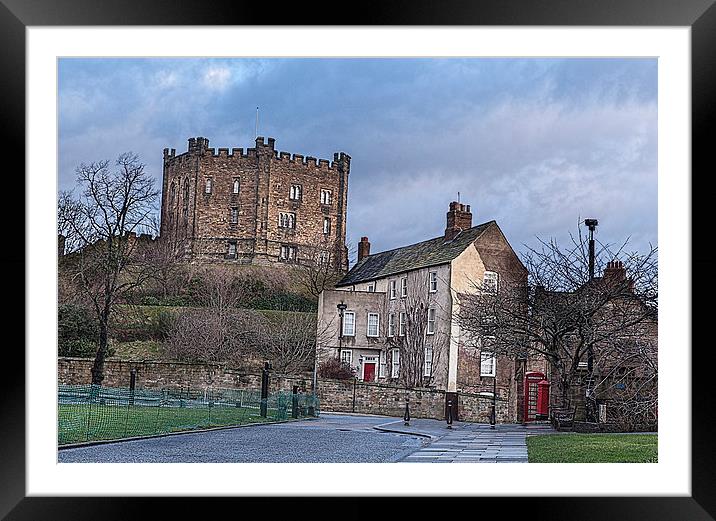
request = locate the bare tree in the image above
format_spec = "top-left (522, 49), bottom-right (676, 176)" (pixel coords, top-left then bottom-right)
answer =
top-left (387, 271), bottom-right (449, 388)
top-left (293, 233), bottom-right (355, 299)
top-left (458, 225), bottom-right (658, 422)
top-left (57, 153), bottom-right (159, 384)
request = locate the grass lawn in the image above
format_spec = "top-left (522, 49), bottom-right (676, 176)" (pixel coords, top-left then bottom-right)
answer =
top-left (58, 403), bottom-right (281, 445)
top-left (527, 433), bottom-right (658, 463)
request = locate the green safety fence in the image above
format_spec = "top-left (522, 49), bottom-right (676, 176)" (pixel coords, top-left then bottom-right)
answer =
top-left (58, 384), bottom-right (320, 445)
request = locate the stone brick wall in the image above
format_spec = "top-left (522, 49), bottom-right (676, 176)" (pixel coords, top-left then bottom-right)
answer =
top-left (58, 358), bottom-right (311, 393)
top-left (315, 378), bottom-right (510, 423)
top-left (58, 358), bottom-right (509, 423)
top-left (160, 136), bottom-right (350, 272)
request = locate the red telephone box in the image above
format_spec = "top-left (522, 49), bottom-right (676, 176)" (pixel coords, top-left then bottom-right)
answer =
top-left (524, 371), bottom-right (548, 422)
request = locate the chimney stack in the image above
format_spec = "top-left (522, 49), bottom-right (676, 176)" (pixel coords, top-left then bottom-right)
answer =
top-left (358, 236), bottom-right (371, 262)
top-left (445, 201), bottom-right (473, 241)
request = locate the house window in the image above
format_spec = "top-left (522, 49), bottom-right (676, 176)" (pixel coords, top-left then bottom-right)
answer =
top-left (227, 241), bottom-right (237, 258)
top-left (429, 271), bottom-right (438, 292)
top-left (320, 189), bottom-right (332, 205)
top-left (340, 349), bottom-right (353, 366)
top-left (367, 283), bottom-right (375, 292)
top-left (427, 308), bottom-right (436, 335)
top-left (480, 351), bottom-right (496, 377)
top-left (280, 245), bottom-right (297, 261)
top-left (367, 313), bottom-right (379, 337)
top-left (390, 280), bottom-right (397, 300)
top-left (388, 313), bottom-right (395, 337)
top-left (323, 217), bottom-right (331, 235)
top-left (279, 212), bottom-right (296, 229)
top-left (230, 207), bottom-right (238, 224)
top-left (483, 271), bottom-right (499, 294)
top-left (400, 277), bottom-right (407, 298)
top-left (289, 184), bottom-right (302, 201)
top-left (379, 350), bottom-right (386, 378)
top-left (205, 178), bottom-right (213, 194)
top-left (232, 178), bottom-right (240, 194)
top-left (399, 312), bottom-right (406, 337)
top-left (391, 349), bottom-right (400, 378)
top-left (424, 347), bottom-right (433, 377)
top-left (342, 311), bottom-right (356, 336)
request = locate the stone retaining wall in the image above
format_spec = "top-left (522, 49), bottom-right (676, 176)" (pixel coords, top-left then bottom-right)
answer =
top-left (58, 357), bottom-right (509, 423)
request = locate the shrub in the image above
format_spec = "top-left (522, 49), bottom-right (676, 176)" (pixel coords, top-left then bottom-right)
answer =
top-left (318, 357), bottom-right (355, 380)
top-left (58, 304), bottom-right (99, 357)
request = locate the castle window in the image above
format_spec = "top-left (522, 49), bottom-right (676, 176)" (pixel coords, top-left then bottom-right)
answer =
top-left (289, 184), bottom-right (302, 201)
top-left (367, 313), bottom-right (379, 337)
top-left (230, 207), bottom-right (238, 224)
top-left (320, 189), bottom-right (332, 205)
top-left (205, 178), bottom-right (213, 194)
top-left (319, 251), bottom-right (329, 265)
top-left (183, 178), bottom-right (189, 205)
top-left (182, 207), bottom-right (188, 225)
top-left (280, 244), bottom-right (297, 261)
top-left (429, 271), bottom-right (438, 292)
top-left (170, 183), bottom-right (176, 204)
top-left (279, 212), bottom-right (296, 229)
top-left (233, 178), bottom-right (240, 194)
top-left (483, 271), bottom-right (498, 294)
top-left (427, 308), bottom-right (436, 335)
top-left (323, 217), bottom-right (331, 235)
top-left (227, 241), bottom-right (237, 259)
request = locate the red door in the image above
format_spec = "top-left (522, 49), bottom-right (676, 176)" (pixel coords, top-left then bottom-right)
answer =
top-left (363, 363), bottom-right (376, 382)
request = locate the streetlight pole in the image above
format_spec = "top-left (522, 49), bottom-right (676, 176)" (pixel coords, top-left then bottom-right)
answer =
top-left (337, 301), bottom-right (347, 362)
top-left (584, 218), bottom-right (598, 423)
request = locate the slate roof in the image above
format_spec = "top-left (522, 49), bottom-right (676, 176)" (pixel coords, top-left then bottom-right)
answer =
top-left (336, 221), bottom-right (495, 287)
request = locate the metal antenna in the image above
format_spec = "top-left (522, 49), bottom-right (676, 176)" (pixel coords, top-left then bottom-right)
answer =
top-left (457, 191), bottom-right (460, 203)
top-left (255, 106), bottom-right (259, 139)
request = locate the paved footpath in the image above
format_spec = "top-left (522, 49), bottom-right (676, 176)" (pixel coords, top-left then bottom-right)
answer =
top-left (376, 419), bottom-right (555, 463)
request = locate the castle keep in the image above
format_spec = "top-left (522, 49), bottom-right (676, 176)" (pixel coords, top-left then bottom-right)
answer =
top-left (160, 136), bottom-right (350, 272)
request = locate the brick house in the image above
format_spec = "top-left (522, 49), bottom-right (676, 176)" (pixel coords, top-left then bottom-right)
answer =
top-left (317, 201), bottom-right (548, 422)
top-left (160, 136), bottom-right (350, 273)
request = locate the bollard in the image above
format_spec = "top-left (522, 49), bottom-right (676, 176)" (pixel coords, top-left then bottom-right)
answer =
top-left (446, 399), bottom-right (453, 429)
top-left (404, 397), bottom-right (411, 426)
top-left (292, 385), bottom-right (299, 419)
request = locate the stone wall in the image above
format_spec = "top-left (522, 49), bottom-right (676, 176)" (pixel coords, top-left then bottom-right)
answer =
top-left (58, 358), bottom-right (509, 423)
top-left (58, 357), bottom-right (311, 393)
top-left (315, 378), bottom-right (510, 423)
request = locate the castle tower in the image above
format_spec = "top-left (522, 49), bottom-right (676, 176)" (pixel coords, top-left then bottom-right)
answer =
top-left (160, 136), bottom-right (350, 273)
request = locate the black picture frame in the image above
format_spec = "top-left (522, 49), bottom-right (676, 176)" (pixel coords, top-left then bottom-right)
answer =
top-left (3, 0), bottom-right (712, 519)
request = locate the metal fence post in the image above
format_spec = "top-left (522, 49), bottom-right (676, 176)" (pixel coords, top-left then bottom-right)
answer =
top-left (260, 361), bottom-right (271, 418)
top-left (446, 399), bottom-right (453, 429)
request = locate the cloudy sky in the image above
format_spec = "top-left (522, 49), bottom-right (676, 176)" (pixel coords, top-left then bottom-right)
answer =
top-left (58, 58), bottom-right (657, 263)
